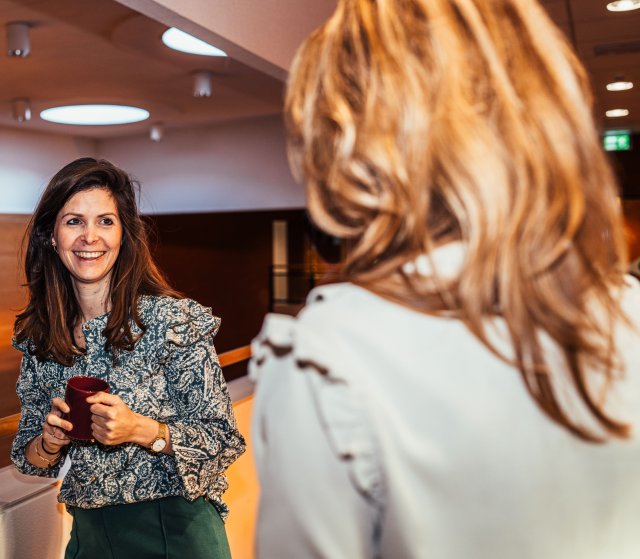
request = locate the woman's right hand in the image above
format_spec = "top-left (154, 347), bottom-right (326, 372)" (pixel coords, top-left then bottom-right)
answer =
top-left (42, 397), bottom-right (73, 452)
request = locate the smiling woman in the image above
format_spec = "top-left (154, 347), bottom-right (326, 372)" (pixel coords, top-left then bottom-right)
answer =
top-left (53, 189), bottom-right (123, 295)
top-left (11, 158), bottom-right (245, 559)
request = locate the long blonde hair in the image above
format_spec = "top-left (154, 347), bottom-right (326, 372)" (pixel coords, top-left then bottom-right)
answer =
top-left (285, 0), bottom-right (630, 441)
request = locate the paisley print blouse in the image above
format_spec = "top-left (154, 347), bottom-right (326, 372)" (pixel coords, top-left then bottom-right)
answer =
top-left (11, 295), bottom-right (246, 518)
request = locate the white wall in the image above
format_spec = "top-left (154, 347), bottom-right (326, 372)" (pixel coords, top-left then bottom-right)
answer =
top-left (0, 115), bottom-right (304, 215)
top-left (0, 128), bottom-right (97, 214)
top-left (98, 114), bottom-right (305, 214)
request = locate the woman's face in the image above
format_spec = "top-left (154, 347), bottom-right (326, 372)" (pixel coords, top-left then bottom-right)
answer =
top-left (52, 188), bottom-right (123, 290)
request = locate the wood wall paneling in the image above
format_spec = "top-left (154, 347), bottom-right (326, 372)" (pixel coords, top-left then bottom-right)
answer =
top-left (0, 215), bottom-right (29, 418)
top-left (622, 199), bottom-right (640, 261)
top-left (148, 209), bottom-right (305, 377)
top-left (0, 215), bottom-right (29, 469)
top-left (609, 134), bottom-right (640, 199)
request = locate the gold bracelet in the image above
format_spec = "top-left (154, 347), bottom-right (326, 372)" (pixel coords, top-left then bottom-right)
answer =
top-left (34, 435), bottom-right (61, 467)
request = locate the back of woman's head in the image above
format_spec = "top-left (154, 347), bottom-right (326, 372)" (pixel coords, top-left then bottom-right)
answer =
top-left (16, 157), bottom-right (178, 365)
top-left (286, 0), bottom-right (629, 441)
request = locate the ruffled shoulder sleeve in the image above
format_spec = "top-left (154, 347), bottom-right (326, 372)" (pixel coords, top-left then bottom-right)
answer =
top-left (162, 298), bottom-right (220, 347)
top-left (12, 336), bottom-right (33, 355)
top-left (250, 288), bottom-right (384, 503)
top-left (147, 297), bottom-right (220, 363)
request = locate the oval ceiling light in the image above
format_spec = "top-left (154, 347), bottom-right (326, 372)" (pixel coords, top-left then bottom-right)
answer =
top-left (606, 0), bottom-right (640, 11)
top-left (606, 80), bottom-right (634, 91)
top-left (161, 27), bottom-right (227, 56)
top-left (40, 104), bottom-right (150, 125)
top-left (606, 109), bottom-right (630, 118)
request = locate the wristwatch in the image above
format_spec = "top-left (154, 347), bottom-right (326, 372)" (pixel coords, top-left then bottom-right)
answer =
top-left (149, 422), bottom-right (168, 453)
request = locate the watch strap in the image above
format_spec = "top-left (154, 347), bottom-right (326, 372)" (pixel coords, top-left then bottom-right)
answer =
top-left (149, 422), bottom-right (168, 452)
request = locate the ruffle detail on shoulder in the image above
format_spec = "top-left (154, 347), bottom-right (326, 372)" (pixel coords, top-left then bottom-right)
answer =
top-left (307, 374), bottom-right (384, 504)
top-left (163, 298), bottom-right (220, 348)
top-left (12, 337), bottom-right (33, 354)
top-left (251, 307), bottom-right (384, 504)
top-left (249, 314), bottom-right (296, 379)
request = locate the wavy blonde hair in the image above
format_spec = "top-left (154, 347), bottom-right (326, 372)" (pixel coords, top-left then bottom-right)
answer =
top-left (285, 0), bottom-right (630, 441)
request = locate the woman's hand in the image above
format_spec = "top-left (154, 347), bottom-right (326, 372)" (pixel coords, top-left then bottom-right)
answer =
top-left (42, 397), bottom-right (73, 453)
top-left (86, 392), bottom-right (141, 445)
top-left (87, 392), bottom-right (160, 447)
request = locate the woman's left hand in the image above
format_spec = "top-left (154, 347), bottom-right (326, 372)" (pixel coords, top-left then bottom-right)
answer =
top-left (87, 392), bottom-right (141, 446)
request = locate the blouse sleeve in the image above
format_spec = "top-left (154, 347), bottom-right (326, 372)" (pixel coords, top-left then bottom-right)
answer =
top-left (159, 299), bottom-right (246, 501)
top-left (249, 312), bottom-right (383, 558)
top-left (11, 341), bottom-right (66, 478)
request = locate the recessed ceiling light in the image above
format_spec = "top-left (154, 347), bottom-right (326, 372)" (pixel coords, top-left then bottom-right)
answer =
top-left (40, 104), bottom-right (150, 125)
top-left (606, 80), bottom-right (634, 91)
top-left (161, 28), bottom-right (227, 57)
top-left (606, 0), bottom-right (640, 11)
top-left (606, 109), bottom-right (630, 118)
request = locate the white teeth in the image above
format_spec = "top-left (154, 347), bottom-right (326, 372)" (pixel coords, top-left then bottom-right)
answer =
top-left (75, 251), bottom-right (105, 258)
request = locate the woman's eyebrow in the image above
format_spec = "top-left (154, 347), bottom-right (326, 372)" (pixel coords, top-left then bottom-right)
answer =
top-left (59, 212), bottom-right (117, 218)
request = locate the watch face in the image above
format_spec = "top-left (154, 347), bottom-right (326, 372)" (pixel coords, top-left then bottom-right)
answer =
top-left (152, 438), bottom-right (167, 452)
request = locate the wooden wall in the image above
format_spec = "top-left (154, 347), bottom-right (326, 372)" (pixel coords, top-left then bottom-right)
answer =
top-left (148, 209), bottom-right (306, 379)
top-left (609, 134), bottom-right (640, 199)
top-left (0, 216), bottom-right (29, 417)
top-left (0, 215), bottom-right (29, 469)
top-left (622, 199), bottom-right (640, 261)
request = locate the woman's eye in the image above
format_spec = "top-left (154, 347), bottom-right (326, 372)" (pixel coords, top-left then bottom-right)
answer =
top-left (101, 218), bottom-right (114, 226)
top-left (66, 218), bottom-right (81, 225)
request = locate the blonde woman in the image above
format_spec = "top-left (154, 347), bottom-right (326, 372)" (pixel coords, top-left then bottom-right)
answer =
top-left (250, 0), bottom-right (640, 557)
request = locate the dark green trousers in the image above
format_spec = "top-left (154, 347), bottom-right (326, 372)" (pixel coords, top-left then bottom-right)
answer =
top-left (65, 496), bottom-right (232, 559)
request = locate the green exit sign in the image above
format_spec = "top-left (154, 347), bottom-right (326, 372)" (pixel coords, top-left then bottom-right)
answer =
top-left (603, 133), bottom-right (632, 151)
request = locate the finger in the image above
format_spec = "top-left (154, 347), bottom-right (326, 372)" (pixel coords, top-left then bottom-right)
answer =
top-left (52, 397), bottom-right (70, 414)
top-left (52, 425), bottom-right (72, 442)
top-left (89, 403), bottom-right (115, 419)
top-left (43, 429), bottom-right (71, 448)
top-left (46, 412), bottom-right (73, 432)
top-left (90, 414), bottom-right (109, 429)
top-left (90, 422), bottom-right (105, 436)
top-left (91, 425), bottom-right (113, 445)
top-left (85, 391), bottom-right (118, 405)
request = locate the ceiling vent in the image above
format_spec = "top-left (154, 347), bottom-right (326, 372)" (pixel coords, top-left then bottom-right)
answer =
top-left (594, 40), bottom-right (640, 56)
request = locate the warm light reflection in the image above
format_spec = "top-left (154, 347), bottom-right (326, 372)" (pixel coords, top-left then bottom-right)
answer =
top-left (606, 81), bottom-right (634, 92)
top-left (40, 105), bottom-right (150, 125)
top-left (606, 0), bottom-right (640, 11)
top-left (606, 109), bottom-right (630, 118)
top-left (161, 28), bottom-right (227, 57)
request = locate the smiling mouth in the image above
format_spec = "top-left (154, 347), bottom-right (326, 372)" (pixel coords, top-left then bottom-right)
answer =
top-left (74, 251), bottom-right (106, 260)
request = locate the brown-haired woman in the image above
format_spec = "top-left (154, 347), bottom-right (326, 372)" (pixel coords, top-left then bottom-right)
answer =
top-left (12, 158), bottom-right (245, 558)
top-left (250, 0), bottom-right (640, 557)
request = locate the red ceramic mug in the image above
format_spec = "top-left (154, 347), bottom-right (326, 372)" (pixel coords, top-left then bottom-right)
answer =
top-left (64, 376), bottom-right (110, 440)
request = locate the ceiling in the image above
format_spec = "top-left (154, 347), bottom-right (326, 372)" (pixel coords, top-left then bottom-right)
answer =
top-left (541, 0), bottom-right (640, 134)
top-left (0, 0), bottom-right (285, 138)
top-left (0, 0), bottom-right (638, 139)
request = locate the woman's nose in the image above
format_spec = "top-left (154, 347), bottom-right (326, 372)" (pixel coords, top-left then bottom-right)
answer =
top-left (82, 225), bottom-right (98, 244)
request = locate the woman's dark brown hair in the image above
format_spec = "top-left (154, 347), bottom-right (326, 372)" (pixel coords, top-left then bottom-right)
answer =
top-left (14, 157), bottom-right (180, 365)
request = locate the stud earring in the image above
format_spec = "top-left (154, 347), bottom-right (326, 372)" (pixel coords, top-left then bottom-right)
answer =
top-left (51, 239), bottom-right (58, 253)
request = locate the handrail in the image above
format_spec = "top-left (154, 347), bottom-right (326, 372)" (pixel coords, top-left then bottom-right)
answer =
top-left (218, 345), bottom-right (252, 368)
top-left (0, 344), bottom-right (252, 440)
top-left (0, 413), bottom-right (19, 438)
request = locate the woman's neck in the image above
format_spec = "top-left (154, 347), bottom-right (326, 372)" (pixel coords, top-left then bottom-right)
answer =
top-left (72, 277), bottom-right (111, 323)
